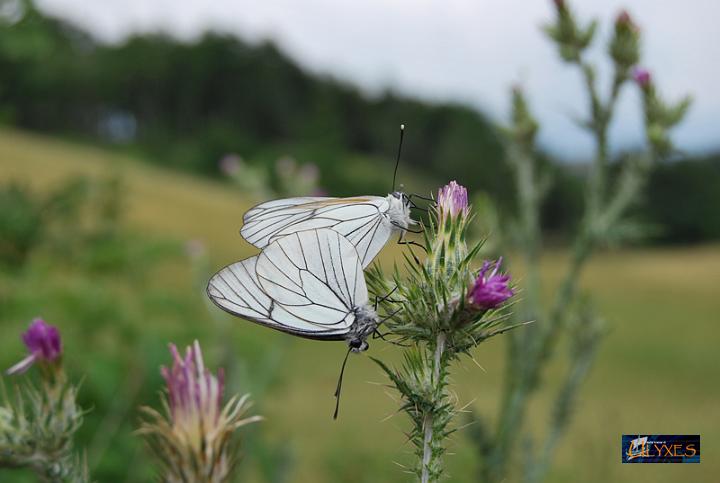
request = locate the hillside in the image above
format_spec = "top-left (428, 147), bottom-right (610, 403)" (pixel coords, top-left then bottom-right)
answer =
top-left (0, 3), bottom-right (509, 199)
top-left (1, 129), bottom-right (719, 482)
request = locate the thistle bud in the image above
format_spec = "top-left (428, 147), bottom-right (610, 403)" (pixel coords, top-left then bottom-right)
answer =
top-left (427, 181), bottom-right (470, 275)
top-left (544, 0), bottom-right (597, 62)
top-left (615, 10), bottom-right (636, 30)
top-left (609, 9), bottom-right (641, 72)
top-left (437, 180), bottom-right (469, 223)
top-left (511, 85), bottom-right (539, 148)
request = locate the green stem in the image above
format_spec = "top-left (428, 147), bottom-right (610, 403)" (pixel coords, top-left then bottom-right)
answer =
top-left (421, 332), bottom-right (446, 483)
top-left (486, 57), bottom-right (630, 483)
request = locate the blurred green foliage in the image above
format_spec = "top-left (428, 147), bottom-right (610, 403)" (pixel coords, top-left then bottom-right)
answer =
top-left (0, 182), bottom-right (44, 269)
top-left (642, 155), bottom-right (720, 243)
top-left (0, 173), bottom-right (291, 482)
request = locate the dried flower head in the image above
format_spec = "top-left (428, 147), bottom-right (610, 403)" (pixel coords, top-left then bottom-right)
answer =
top-left (468, 258), bottom-right (515, 309)
top-left (139, 340), bottom-right (260, 483)
top-left (6, 318), bottom-right (62, 375)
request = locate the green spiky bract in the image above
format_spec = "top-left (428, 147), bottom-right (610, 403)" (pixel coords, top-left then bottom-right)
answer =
top-left (0, 373), bottom-right (88, 483)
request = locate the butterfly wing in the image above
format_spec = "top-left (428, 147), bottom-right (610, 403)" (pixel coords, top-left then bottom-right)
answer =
top-left (207, 256), bottom-right (337, 339)
top-left (240, 196), bottom-right (394, 267)
top-left (207, 256), bottom-right (274, 326)
top-left (255, 228), bottom-right (369, 339)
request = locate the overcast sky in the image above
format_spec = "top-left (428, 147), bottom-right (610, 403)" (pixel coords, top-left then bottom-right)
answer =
top-left (36, 0), bottom-right (719, 160)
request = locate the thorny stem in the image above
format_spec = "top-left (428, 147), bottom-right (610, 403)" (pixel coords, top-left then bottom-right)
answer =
top-left (513, 146), bottom-right (542, 313)
top-left (421, 332), bottom-right (446, 483)
top-left (487, 48), bottom-right (640, 483)
top-left (536, 55), bottom-right (625, 367)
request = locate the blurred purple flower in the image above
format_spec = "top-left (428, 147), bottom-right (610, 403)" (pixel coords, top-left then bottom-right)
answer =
top-left (633, 67), bottom-right (651, 88)
top-left (467, 258), bottom-right (514, 309)
top-left (275, 156), bottom-right (297, 175)
top-left (219, 154), bottom-right (241, 176)
top-left (299, 162), bottom-right (319, 183)
top-left (161, 341), bottom-right (224, 435)
top-left (437, 180), bottom-right (469, 220)
top-left (184, 239), bottom-right (206, 259)
top-left (7, 319), bottom-right (62, 375)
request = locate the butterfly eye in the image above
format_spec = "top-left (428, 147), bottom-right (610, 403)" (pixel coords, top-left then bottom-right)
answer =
top-left (349, 339), bottom-right (369, 352)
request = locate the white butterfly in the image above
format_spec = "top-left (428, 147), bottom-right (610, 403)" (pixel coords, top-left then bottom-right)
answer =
top-left (207, 228), bottom-right (379, 352)
top-left (240, 193), bottom-right (416, 268)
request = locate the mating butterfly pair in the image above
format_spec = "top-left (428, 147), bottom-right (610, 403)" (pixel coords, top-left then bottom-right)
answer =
top-left (207, 193), bottom-right (415, 353)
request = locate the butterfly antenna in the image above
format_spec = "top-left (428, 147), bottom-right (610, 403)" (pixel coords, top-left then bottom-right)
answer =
top-left (333, 347), bottom-right (353, 420)
top-left (391, 124), bottom-right (405, 193)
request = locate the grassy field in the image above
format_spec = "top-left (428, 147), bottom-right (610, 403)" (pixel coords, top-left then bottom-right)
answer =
top-left (1, 128), bottom-right (718, 482)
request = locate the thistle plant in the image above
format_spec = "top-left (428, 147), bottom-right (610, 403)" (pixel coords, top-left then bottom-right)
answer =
top-left (138, 340), bottom-right (261, 483)
top-left (368, 181), bottom-right (521, 483)
top-left (467, 2), bottom-right (692, 482)
top-left (1, 318), bottom-right (88, 482)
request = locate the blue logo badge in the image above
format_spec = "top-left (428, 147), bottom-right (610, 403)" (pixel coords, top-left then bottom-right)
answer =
top-left (621, 435), bottom-right (700, 463)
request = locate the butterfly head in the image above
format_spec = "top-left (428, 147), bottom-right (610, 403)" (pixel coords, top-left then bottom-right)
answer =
top-left (349, 338), bottom-right (369, 353)
top-left (386, 192), bottom-right (415, 229)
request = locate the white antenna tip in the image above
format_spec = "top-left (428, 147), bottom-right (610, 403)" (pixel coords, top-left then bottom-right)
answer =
top-left (400, 124), bottom-right (405, 130)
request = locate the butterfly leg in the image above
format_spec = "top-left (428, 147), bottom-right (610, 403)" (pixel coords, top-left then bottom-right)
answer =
top-left (395, 228), bottom-right (427, 265)
top-left (372, 328), bottom-right (410, 347)
top-left (408, 193), bottom-right (436, 203)
top-left (407, 198), bottom-right (429, 213)
top-left (375, 286), bottom-right (398, 307)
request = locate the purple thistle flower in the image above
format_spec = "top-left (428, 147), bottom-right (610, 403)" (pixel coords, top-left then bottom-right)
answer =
top-left (467, 258), bottom-right (514, 309)
top-left (437, 181), bottom-right (469, 220)
top-left (140, 340), bottom-right (259, 481)
top-left (633, 67), bottom-right (651, 88)
top-left (7, 318), bottom-right (62, 375)
top-left (161, 341), bottom-right (224, 434)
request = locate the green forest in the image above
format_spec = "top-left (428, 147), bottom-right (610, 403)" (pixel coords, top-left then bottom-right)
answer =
top-left (1, 1), bottom-right (719, 243)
